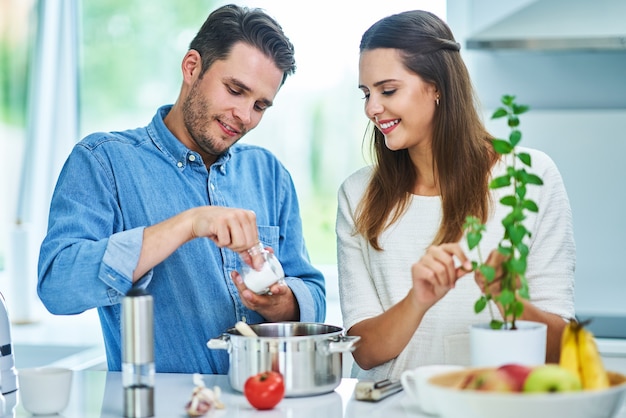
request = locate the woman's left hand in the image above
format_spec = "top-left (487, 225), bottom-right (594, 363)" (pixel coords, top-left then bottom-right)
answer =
top-left (474, 249), bottom-right (520, 295)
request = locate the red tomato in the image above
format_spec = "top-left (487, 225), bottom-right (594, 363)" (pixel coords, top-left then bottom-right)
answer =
top-left (243, 371), bottom-right (285, 410)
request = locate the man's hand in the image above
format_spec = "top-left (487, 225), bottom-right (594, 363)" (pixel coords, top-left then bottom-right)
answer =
top-left (231, 270), bottom-right (299, 322)
top-left (135, 206), bottom-right (262, 281)
top-left (190, 206), bottom-right (260, 252)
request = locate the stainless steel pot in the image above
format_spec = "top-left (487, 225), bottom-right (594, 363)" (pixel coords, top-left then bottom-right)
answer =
top-left (207, 322), bottom-right (360, 397)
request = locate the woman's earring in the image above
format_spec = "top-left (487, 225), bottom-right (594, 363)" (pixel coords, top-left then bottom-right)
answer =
top-left (436, 96), bottom-right (440, 106)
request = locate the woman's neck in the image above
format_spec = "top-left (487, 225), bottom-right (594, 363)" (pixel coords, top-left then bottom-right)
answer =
top-left (409, 146), bottom-right (439, 196)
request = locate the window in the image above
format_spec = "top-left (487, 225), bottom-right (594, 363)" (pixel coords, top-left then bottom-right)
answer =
top-left (77, 0), bottom-right (447, 265)
top-left (0, 1), bottom-right (446, 321)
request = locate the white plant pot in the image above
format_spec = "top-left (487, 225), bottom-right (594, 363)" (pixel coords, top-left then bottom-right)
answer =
top-left (470, 320), bottom-right (547, 367)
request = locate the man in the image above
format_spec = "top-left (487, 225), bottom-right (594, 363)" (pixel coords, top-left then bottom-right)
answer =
top-left (37, 4), bottom-right (325, 374)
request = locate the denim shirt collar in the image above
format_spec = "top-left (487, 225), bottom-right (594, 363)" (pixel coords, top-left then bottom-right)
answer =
top-left (147, 105), bottom-right (232, 170)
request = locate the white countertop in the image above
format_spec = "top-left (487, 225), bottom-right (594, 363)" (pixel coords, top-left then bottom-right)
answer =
top-left (8, 371), bottom-right (626, 418)
top-left (10, 372), bottom-right (410, 418)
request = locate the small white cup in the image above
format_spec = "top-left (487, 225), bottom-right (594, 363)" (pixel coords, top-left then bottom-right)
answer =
top-left (401, 364), bottom-right (464, 415)
top-left (241, 244), bottom-right (285, 295)
top-left (18, 367), bottom-right (73, 415)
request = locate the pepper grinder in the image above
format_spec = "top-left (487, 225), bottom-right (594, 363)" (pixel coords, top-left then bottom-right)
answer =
top-left (122, 287), bottom-right (154, 418)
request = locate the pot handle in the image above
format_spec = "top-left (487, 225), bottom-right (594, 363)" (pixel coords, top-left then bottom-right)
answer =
top-left (206, 334), bottom-right (230, 350)
top-left (328, 335), bottom-right (361, 354)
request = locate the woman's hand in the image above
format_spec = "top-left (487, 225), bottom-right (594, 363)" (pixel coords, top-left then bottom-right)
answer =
top-left (474, 249), bottom-right (518, 296)
top-left (349, 243), bottom-right (470, 370)
top-left (410, 243), bottom-right (472, 309)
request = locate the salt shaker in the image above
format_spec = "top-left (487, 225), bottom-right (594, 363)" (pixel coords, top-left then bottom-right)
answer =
top-left (122, 287), bottom-right (155, 418)
top-left (241, 242), bottom-right (285, 294)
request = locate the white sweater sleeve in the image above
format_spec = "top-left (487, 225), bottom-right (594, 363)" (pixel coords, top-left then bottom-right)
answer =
top-left (336, 167), bottom-right (385, 332)
top-left (521, 148), bottom-right (576, 320)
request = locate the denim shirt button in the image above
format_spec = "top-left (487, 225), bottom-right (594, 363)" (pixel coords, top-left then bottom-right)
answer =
top-left (177, 161), bottom-right (183, 168)
top-left (188, 154), bottom-right (196, 162)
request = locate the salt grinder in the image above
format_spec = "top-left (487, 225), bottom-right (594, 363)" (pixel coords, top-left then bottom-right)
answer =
top-left (122, 287), bottom-right (155, 418)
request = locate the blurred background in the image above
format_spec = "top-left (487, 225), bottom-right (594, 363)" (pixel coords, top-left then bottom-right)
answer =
top-left (0, 0), bottom-right (444, 370)
top-left (1, 0), bottom-right (625, 380)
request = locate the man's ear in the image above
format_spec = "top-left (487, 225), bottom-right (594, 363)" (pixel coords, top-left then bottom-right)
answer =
top-left (181, 50), bottom-right (202, 82)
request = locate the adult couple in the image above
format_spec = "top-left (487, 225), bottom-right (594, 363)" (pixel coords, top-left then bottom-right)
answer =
top-left (38, 4), bottom-right (574, 380)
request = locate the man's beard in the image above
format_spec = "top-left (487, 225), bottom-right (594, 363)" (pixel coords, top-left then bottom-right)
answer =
top-left (182, 83), bottom-right (240, 158)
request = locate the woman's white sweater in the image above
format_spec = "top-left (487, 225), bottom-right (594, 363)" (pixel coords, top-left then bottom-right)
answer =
top-left (336, 147), bottom-right (575, 381)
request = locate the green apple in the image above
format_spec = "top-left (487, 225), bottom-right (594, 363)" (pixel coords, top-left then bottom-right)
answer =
top-left (523, 364), bottom-right (582, 393)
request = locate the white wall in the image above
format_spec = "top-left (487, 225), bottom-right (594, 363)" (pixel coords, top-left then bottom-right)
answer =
top-left (449, 0), bottom-right (626, 315)
top-left (485, 110), bottom-right (626, 315)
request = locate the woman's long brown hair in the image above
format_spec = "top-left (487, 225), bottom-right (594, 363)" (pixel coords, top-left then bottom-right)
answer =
top-left (355, 10), bottom-right (496, 250)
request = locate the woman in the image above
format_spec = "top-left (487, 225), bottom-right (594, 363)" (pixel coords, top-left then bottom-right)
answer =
top-left (336, 10), bottom-right (575, 381)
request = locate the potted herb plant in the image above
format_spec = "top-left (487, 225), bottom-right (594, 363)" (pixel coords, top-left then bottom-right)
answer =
top-left (463, 94), bottom-right (548, 366)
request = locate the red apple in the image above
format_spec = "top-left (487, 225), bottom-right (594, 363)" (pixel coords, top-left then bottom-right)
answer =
top-left (461, 368), bottom-right (516, 392)
top-left (497, 363), bottom-right (533, 392)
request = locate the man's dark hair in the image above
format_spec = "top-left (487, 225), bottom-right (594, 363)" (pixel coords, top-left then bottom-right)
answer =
top-left (189, 4), bottom-right (296, 85)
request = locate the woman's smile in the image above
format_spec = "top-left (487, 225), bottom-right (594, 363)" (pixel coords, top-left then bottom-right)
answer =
top-left (377, 118), bottom-right (400, 134)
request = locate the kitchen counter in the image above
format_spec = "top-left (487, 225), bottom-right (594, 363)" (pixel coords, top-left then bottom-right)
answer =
top-left (8, 371), bottom-right (626, 418)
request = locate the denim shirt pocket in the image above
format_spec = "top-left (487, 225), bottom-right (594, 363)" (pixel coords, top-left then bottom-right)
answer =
top-left (227, 225), bottom-right (280, 274)
top-left (257, 225), bottom-right (280, 253)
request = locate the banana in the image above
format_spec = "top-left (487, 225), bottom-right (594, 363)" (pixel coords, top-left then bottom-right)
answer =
top-left (577, 324), bottom-right (610, 390)
top-left (559, 319), bottom-right (610, 390)
top-left (559, 319), bottom-right (582, 382)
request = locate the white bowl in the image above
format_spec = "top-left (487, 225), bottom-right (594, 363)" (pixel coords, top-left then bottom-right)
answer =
top-left (401, 364), bottom-right (465, 415)
top-left (427, 367), bottom-right (626, 418)
top-left (18, 367), bottom-right (73, 415)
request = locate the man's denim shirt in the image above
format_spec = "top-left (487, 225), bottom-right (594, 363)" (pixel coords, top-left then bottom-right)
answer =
top-left (38, 105), bottom-right (326, 373)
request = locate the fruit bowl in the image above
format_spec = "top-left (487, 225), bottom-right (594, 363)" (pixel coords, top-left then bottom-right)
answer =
top-left (426, 367), bottom-right (626, 418)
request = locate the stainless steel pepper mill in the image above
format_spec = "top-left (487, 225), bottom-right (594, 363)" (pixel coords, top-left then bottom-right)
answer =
top-left (122, 287), bottom-right (154, 418)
